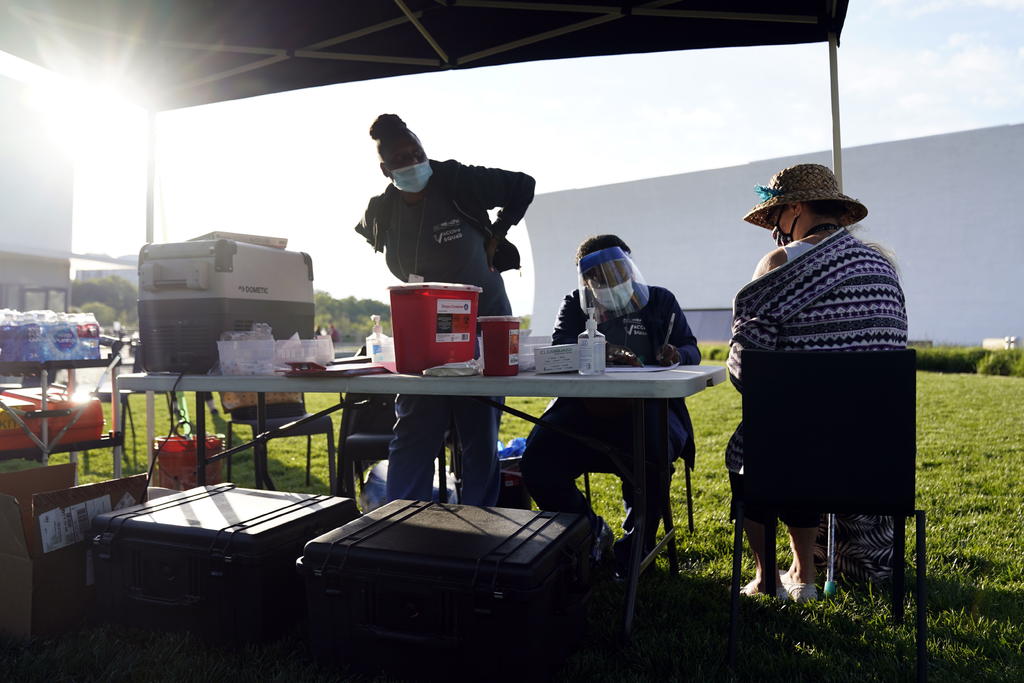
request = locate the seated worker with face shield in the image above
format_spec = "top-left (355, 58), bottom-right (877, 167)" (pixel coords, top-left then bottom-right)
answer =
top-left (520, 235), bottom-right (701, 577)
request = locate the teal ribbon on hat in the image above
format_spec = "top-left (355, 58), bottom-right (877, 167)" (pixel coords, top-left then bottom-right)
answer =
top-left (754, 185), bottom-right (782, 202)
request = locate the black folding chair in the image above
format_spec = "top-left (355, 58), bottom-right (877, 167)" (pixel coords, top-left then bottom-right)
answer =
top-left (727, 349), bottom-right (926, 681)
top-left (225, 398), bottom-right (336, 490)
top-left (336, 393), bottom-right (458, 505)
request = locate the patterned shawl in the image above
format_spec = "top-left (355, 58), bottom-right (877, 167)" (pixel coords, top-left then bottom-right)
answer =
top-left (726, 228), bottom-right (908, 473)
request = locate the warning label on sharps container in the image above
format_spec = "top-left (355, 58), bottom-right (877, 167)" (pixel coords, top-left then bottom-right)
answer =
top-left (436, 298), bottom-right (472, 342)
top-left (508, 328), bottom-right (520, 365)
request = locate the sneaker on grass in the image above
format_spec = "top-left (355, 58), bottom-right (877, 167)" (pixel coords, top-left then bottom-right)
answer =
top-left (591, 517), bottom-right (614, 565)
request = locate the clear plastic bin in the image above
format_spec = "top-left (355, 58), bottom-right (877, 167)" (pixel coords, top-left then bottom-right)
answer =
top-left (273, 337), bottom-right (333, 366)
top-left (216, 340), bottom-right (275, 375)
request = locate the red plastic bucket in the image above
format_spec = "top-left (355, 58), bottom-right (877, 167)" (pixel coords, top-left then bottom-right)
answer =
top-left (479, 316), bottom-right (520, 376)
top-left (155, 435), bottom-right (224, 490)
top-left (388, 283), bottom-right (481, 374)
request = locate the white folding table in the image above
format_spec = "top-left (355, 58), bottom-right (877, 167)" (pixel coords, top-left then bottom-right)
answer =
top-left (118, 365), bottom-right (727, 637)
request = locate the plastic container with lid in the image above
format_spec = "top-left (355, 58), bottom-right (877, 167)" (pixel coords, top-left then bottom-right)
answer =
top-left (388, 283), bottom-right (482, 374)
top-left (478, 315), bottom-right (520, 376)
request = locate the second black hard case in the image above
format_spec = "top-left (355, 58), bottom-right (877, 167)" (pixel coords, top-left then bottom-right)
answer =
top-left (298, 499), bottom-right (593, 681)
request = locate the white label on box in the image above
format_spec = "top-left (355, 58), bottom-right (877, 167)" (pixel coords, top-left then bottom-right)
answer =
top-left (38, 495), bottom-right (112, 554)
top-left (437, 299), bottom-right (471, 314)
top-left (535, 345), bottom-right (580, 373)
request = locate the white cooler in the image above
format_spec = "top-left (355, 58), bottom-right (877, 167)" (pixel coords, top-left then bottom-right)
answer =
top-left (137, 239), bottom-right (315, 373)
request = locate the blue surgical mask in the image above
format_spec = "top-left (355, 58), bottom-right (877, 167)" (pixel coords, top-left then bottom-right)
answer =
top-left (390, 160), bottom-right (433, 192)
top-left (593, 280), bottom-right (634, 312)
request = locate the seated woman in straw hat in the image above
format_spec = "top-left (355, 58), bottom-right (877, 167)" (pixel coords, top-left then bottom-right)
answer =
top-left (726, 163), bottom-right (908, 602)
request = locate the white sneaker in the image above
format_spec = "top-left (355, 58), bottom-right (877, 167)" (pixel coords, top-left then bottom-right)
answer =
top-left (778, 572), bottom-right (818, 602)
top-left (786, 582), bottom-right (819, 603)
top-left (591, 517), bottom-right (614, 564)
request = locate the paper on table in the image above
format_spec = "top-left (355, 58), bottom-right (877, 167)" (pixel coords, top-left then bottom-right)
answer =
top-left (605, 362), bottom-right (680, 373)
top-left (280, 362), bottom-right (390, 377)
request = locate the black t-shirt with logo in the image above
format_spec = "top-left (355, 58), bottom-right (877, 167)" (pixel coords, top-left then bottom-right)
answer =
top-left (599, 315), bottom-right (657, 365)
top-left (384, 190), bottom-right (511, 317)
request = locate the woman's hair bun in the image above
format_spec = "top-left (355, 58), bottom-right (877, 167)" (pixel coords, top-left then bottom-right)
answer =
top-left (369, 114), bottom-right (408, 141)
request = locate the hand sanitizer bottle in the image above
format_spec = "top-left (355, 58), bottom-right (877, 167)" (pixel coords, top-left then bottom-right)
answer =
top-left (365, 315), bottom-right (395, 366)
top-left (578, 307), bottom-right (606, 375)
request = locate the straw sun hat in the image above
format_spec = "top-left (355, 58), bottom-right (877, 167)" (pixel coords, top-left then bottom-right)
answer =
top-left (743, 163), bottom-right (868, 228)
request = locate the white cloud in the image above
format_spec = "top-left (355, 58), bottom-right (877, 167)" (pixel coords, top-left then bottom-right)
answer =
top-left (838, 26), bottom-right (1024, 147)
top-left (947, 33), bottom-right (978, 48)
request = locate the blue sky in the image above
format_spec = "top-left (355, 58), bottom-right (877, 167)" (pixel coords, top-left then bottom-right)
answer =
top-left (2, 0), bottom-right (1022, 314)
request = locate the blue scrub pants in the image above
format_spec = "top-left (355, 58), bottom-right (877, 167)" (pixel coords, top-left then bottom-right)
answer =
top-left (386, 394), bottom-right (502, 506)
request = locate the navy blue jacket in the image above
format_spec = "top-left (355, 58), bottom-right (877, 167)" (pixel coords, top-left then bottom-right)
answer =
top-left (355, 159), bottom-right (535, 272)
top-left (550, 286), bottom-right (701, 467)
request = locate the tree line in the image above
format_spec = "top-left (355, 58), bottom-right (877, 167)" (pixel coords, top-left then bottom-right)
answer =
top-left (314, 291), bottom-right (391, 343)
top-left (71, 276), bottom-right (138, 328)
top-left (71, 276), bottom-right (391, 343)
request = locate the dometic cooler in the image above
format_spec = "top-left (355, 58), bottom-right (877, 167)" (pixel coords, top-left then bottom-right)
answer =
top-left (92, 485), bottom-right (359, 643)
top-left (137, 239), bottom-right (314, 373)
top-left (298, 500), bottom-right (592, 681)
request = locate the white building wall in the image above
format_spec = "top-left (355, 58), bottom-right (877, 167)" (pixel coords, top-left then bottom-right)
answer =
top-left (525, 124), bottom-right (1023, 346)
top-left (0, 76), bottom-right (74, 255)
top-left (0, 75), bottom-right (74, 309)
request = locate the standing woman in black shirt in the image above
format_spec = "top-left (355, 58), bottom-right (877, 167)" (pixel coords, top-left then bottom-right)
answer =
top-left (355, 114), bottom-right (535, 505)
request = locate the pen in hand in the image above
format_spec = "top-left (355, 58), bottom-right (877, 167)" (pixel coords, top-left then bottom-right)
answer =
top-left (658, 312), bottom-right (676, 365)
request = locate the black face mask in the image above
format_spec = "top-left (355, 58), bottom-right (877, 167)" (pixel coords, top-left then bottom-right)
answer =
top-left (772, 214), bottom-right (799, 247)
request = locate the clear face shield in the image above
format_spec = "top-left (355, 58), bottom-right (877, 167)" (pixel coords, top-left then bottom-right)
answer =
top-left (577, 247), bottom-right (650, 322)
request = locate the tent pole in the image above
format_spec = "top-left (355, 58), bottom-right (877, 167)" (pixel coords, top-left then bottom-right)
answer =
top-left (145, 109), bottom-right (155, 244)
top-left (828, 31), bottom-right (843, 191)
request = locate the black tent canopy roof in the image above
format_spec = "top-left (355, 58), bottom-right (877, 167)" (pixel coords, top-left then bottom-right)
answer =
top-left (2, 0), bottom-right (850, 110)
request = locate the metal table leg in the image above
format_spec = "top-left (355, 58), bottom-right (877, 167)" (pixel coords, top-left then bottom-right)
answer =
top-left (660, 398), bottom-right (679, 575)
top-left (255, 392), bottom-right (276, 490)
top-left (623, 398), bottom-right (646, 638)
top-left (195, 392), bottom-right (207, 486)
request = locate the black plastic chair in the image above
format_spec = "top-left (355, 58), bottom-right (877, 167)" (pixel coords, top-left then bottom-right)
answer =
top-left (727, 349), bottom-right (926, 681)
top-left (225, 399), bottom-right (336, 490)
top-left (336, 392), bottom-right (458, 505)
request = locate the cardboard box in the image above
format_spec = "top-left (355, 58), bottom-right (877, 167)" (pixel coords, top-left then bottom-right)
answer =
top-left (0, 464), bottom-right (147, 637)
top-left (534, 344), bottom-right (580, 374)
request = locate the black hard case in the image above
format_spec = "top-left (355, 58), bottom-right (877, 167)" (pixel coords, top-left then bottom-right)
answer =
top-left (298, 500), bottom-right (592, 681)
top-left (92, 484), bottom-right (359, 642)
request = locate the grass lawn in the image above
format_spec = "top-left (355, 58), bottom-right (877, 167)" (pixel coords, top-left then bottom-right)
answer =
top-left (2, 369), bottom-right (1022, 681)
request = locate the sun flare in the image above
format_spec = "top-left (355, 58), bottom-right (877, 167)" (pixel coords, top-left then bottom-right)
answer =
top-left (1, 49), bottom-right (149, 255)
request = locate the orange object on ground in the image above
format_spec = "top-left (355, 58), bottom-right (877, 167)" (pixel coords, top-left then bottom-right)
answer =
top-left (154, 435), bottom-right (224, 490)
top-left (0, 388), bottom-right (104, 452)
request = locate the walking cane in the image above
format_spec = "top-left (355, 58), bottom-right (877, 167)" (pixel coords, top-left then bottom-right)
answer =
top-left (824, 513), bottom-right (838, 596)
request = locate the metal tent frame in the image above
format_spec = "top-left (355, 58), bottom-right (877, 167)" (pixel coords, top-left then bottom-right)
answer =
top-left (2, 1), bottom-right (851, 198)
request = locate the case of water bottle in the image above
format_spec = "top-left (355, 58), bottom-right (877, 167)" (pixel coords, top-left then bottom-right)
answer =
top-left (0, 309), bottom-right (101, 362)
